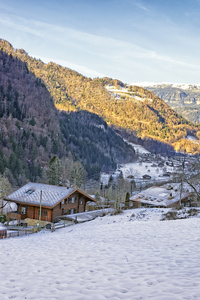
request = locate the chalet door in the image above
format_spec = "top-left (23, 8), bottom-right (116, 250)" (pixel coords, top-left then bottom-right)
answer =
top-left (62, 208), bottom-right (64, 215)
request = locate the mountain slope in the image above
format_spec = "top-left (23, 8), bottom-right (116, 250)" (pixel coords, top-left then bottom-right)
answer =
top-left (0, 47), bottom-right (136, 185)
top-left (1, 39), bottom-right (200, 155)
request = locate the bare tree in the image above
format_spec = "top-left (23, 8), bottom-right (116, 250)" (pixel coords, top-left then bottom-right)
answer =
top-left (0, 176), bottom-right (12, 214)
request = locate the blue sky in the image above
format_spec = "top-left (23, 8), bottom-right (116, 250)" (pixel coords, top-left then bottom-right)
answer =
top-left (0, 0), bottom-right (200, 84)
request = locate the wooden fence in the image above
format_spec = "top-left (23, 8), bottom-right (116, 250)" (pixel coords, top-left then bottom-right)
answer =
top-left (7, 229), bottom-right (34, 238)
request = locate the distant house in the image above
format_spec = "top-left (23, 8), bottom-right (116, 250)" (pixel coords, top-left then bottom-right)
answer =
top-left (5, 182), bottom-right (96, 223)
top-left (130, 185), bottom-right (193, 208)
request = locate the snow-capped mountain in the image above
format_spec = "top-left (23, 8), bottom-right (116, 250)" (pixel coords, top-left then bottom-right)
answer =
top-left (132, 82), bottom-right (200, 90)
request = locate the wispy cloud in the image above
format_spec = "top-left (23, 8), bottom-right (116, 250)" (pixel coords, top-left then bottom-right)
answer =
top-left (0, 13), bottom-right (199, 80)
top-left (133, 0), bottom-right (149, 12)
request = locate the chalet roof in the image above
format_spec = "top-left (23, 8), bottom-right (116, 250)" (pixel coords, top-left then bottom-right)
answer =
top-left (130, 185), bottom-right (192, 208)
top-left (5, 182), bottom-right (95, 208)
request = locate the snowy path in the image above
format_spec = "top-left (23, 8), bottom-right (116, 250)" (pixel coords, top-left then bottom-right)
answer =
top-left (0, 210), bottom-right (200, 300)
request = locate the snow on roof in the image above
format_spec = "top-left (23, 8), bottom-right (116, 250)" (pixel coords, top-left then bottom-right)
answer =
top-left (5, 182), bottom-right (81, 208)
top-left (130, 185), bottom-right (191, 207)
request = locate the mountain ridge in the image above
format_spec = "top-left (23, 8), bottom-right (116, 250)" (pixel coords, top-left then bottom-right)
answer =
top-left (132, 82), bottom-right (200, 90)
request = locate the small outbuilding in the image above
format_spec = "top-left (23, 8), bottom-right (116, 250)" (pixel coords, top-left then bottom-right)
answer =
top-left (5, 182), bottom-right (96, 223)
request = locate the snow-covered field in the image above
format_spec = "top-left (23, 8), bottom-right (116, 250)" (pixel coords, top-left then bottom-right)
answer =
top-left (101, 161), bottom-right (174, 186)
top-left (101, 140), bottom-right (175, 185)
top-left (118, 161), bottom-right (173, 180)
top-left (1, 209), bottom-right (200, 300)
top-left (127, 142), bottom-right (150, 154)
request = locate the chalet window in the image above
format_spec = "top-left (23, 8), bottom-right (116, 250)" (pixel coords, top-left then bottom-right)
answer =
top-left (61, 200), bottom-right (64, 204)
top-left (25, 189), bottom-right (35, 195)
top-left (64, 197), bottom-right (77, 204)
top-left (21, 207), bottom-right (27, 214)
top-left (42, 210), bottom-right (48, 216)
top-left (80, 200), bottom-right (83, 205)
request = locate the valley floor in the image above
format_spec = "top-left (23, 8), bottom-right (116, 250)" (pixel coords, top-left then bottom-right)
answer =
top-left (0, 208), bottom-right (200, 300)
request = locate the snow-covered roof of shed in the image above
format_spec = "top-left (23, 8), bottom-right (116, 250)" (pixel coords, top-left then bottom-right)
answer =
top-left (5, 182), bottom-right (88, 208)
top-left (130, 185), bottom-right (192, 207)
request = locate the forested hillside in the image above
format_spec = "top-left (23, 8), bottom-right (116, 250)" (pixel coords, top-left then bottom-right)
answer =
top-left (0, 44), bottom-right (136, 186)
top-left (1, 39), bottom-right (199, 155)
top-left (0, 50), bottom-right (67, 186)
top-left (59, 110), bottom-right (135, 176)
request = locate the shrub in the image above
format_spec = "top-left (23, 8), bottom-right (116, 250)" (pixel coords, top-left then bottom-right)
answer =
top-left (162, 211), bottom-right (178, 221)
top-left (0, 214), bottom-right (7, 223)
top-left (187, 208), bottom-right (199, 217)
top-left (110, 208), bottom-right (123, 216)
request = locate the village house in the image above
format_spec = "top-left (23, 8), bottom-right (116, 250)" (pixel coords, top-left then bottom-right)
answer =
top-left (130, 184), bottom-right (194, 208)
top-left (5, 182), bottom-right (96, 223)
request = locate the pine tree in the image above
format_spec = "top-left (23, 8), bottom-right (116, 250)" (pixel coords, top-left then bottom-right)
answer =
top-left (46, 156), bottom-right (61, 185)
top-left (70, 161), bottom-right (86, 188)
top-left (125, 192), bottom-right (130, 209)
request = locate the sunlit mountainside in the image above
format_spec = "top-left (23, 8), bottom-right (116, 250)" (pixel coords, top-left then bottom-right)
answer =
top-left (103, 83), bottom-right (200, 154)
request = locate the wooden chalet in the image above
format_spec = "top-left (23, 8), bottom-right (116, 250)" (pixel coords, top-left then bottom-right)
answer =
top-left (5, 182), bottom-right (96, 223)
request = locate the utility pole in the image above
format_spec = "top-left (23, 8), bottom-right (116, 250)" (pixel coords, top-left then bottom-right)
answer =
top-left (0, 190), bottom-right (3, 215)
top-left (39, 190), bottom-right (42, 230)
top-left (180, 154), bottom-right (185, 207)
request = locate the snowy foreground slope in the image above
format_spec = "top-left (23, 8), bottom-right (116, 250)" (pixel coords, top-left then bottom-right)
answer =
top-left (1, 209), bottom-right (200, 300)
